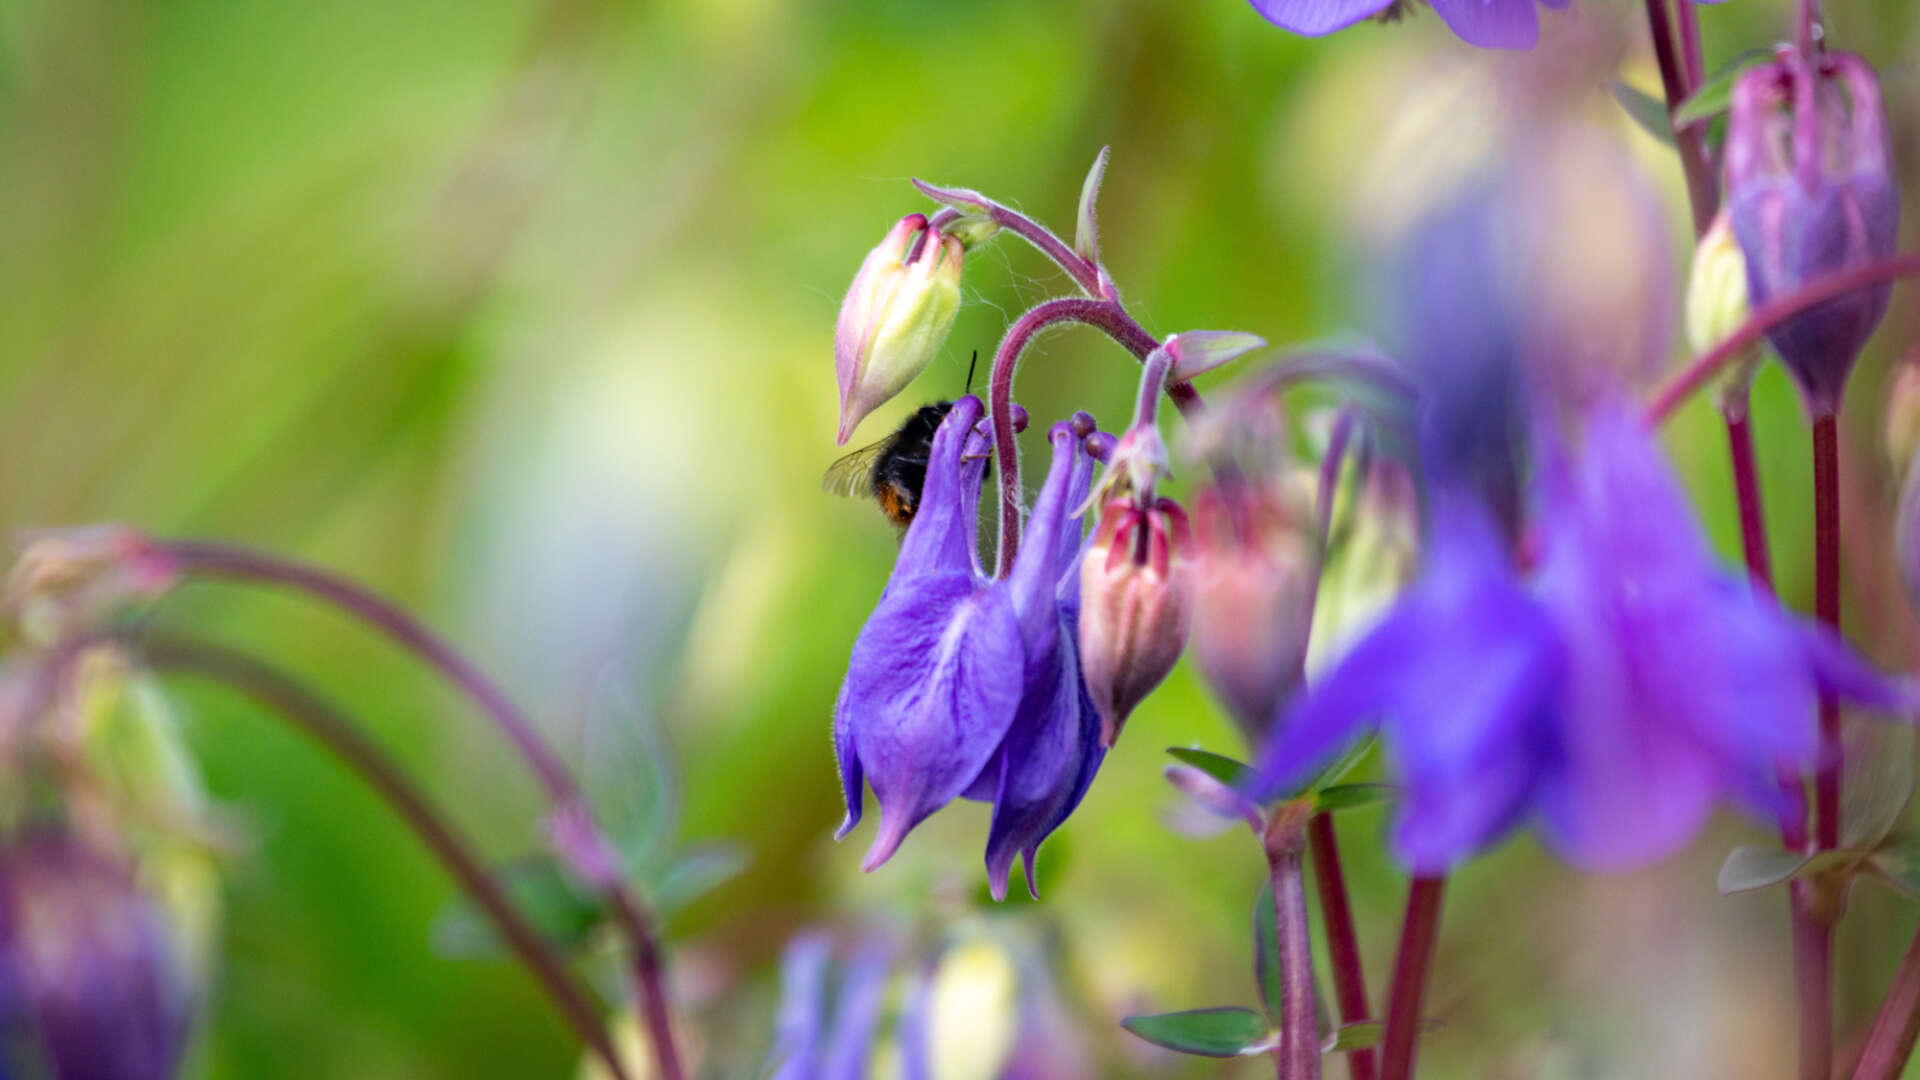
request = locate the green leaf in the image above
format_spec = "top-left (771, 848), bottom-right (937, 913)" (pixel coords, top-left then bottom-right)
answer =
top-left (1672, 49), bottom-right (1772, 128)
top-left (1868, 834), bottom-right (1920, 897)
top-left (1323, 1021), bottom-right (1384, 1053)
top-left (1717, 845), bottom-right (1863, 894)
top-left (431, 855), bottom-right (607, 959)
top-left (1610, 80), bottom-right (1675, 147)
top-left (1074, 146), bottom-right (1109, 262)
top-left (1717, 845), bottom-right (1809, 893)
top-left (1121, 1008), bottom-right (1273, 1058)
top-left (583, 668), bottom-right (678, 870)
top-left (1842, 718), bottom-right (1915, 850)
top-left (1166, 747), bottom-right (1255, 789)
top-left (648, 843), bottom-right (748, 913)
top-left (1314, 783), bottom-right (1393, 814)
top-left (1322, 1019), bottom-right (1439, 1054)
top-left (1254, 881), bottom-right (1282, 1022)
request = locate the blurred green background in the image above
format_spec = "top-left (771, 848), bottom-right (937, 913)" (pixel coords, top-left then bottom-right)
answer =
top-left (3, 0), bottom-right (1918, 1075)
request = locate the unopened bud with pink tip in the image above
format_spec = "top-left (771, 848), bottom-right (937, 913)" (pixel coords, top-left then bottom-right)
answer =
top-left (834, 214), bottom-right (964, 444)
top-left (1080, 494), bottom-right (1192, 747)
top-left (1726, 52), bottom-right (1899, 417)
top-left (1077, 346), bottom-right (1195, 747)
top-left (1189, 482), bottom-right (1318, 742)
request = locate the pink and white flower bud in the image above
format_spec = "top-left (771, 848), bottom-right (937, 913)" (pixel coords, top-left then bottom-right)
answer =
top-left (1079, 496), bottom-right (1193, 747)
top-left (834, 214), bottom-right (964, 444)
top-left (1189, 484), bottom-right (1318, 742)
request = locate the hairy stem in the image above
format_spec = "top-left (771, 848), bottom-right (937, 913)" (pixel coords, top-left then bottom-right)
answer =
top-left (1852, 927), bottom-right (1920, 1080)
top-left (1309, 814), bottom-right (1375, 1080)
top-left (1265, 812), bottom-right (1321, 1080)
top-left (1379, 876), bottom-right (1445, 1080)
top-left (1646, 255), bottom-right (1920, 424)
top-left (986, 298), bottom-right (1199, 576)
top-left (140, 634), bottom-right (632, 1080)
top-left (153, 541), bottom-right (685, 1080)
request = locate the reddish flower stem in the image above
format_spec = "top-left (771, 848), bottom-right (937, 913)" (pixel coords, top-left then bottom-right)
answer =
top-left (1309, 814), bottom-right (1375, 1080)
top-left (1851, 928), bottom-right (1920, 1080)
top-left (1676, 0), bottom-right (1704, 90)
top-left (985, 297), bottom-right (1189, 577)
top-left (1379, 876), bottom-right (1444, 1080)
top-left (140, 634), bottom-right (633, 1080)
top-left (1266, 812), bottom-right (1322, 1080)
top-left (1642, 0), bottom-right (1719, 232)
top-left (1646, 255), bottom-right (1920, 424)
top-left (1813, 414), bottom-right (1843, 851)
top-left (1791, 878), bottom-right (1835, 1080)
top-left (152, 541), bottom-right (685, 1080)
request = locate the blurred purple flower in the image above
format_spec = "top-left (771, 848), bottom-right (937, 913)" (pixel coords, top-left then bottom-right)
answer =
top-left (768, 934), bottom-right (894, 1080)
top-left (1246, 0), bottom-right (1571, 51)
top-left (0, 831), bottom-right (188, 1080)
top-left (835, 397), bottom-right (1104, 898)
top-left (1528, 405), bottom-right (1907, 868)
top-left (1253, 406), bottom-right (1911, 873)
top-left (1726, 52), bottom-right (1899, 417)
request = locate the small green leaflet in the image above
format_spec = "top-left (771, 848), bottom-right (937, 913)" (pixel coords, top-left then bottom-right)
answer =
top-left (1610, 80), bottom-right (1676, 147)
top-left (1166, 747), bottom-right (1255, 788)
top-left (431, 855), bottom-right (606, 959)
top-left (1672, 49), bottom-right (1773, 128)
top-left (1120, 1007), bottom-right (1273, 1057)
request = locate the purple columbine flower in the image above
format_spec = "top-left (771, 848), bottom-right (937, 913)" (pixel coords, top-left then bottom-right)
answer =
top-left (767, 934), bottom-right (896, 1080)
top-left (0, 830), bottom-right (189, 1080)
top-left (1253, 405), bottom-right (1911, 872)
top-left (1725, 52), bottom-right (1899, 417)
top-left (835, 396), bottom-right (1104, 898)
top-left (1246, 0), bottom-right (1571, 51)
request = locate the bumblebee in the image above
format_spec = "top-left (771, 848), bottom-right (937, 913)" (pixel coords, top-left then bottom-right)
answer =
top-left (822, 402), bottom-right (960, 528)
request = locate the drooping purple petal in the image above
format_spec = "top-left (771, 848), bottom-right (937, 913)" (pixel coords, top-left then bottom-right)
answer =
top-left (896, 397), bottom-right (986, 580)
top-left (1246, 0), bottom-right (1396, 36)
top-left (1427, 0), bottom-right (1542, 49)
top-left (843, 576), bottom-right (1024, 871)
top-left (984, 424), bottom-right (1106, 900)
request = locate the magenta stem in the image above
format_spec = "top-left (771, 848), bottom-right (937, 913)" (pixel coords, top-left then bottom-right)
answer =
top-left (154, 540), bottom-right (686, 1080)
top-left (1379, 876), bottom-right (1445, 1080)
top-left (1265, 814), bottom-right (1322, 1080)
top-left (1676, 0), bottom-right (1704, 90)
top-left (1812, 414), bottom-right (1842, 850)
top-left (1642, 0), bottom-right (1719, 233)
top-left (1310, 814), bottom-right (1376, 1080)
top-left (1852, 928), bottom-right (1920, 1080)
top-left (141, 634), bottom-right (633, 1080)
top-left (1793, 877), bottom-right (1835, 1080)
top-left (985, 298), bottom-right (1195, 577)
top-left (1647, 255), bottom-right (1920, 424)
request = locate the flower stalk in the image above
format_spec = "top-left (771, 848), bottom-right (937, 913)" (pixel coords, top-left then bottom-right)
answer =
top-left (1646, 254), bottom-right (1920, 424)
top-left (1852, 928), bottom-right (1920, 1080)
top-left (1264, 803), bottom-right (1321, 1080)
top-left (1309, 813), bottom-right (1375, 1080)
top-left (150, 540), bottom-right (686, 1080)
top-left (1379, 876), bottom-right (1444, 1080)
top-left (139, 634), bottom-right (634, 1080)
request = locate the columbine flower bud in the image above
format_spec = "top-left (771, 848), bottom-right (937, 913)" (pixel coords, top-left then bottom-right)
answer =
top-left (1080, 494), bottom-right (1192, 748)
top-left (834, 214), bottom-right (964, 444)
top-left (1189, 482), bottom-right (1318, 742)
top-left (1686, 211), bottom-right (1763, 416)
top-left (1726, 53), bottom-right (1899, 416)
top-left (0, 831), bottom-right (189, 1080)
top-left (4, 526), bottom-right (178, 647)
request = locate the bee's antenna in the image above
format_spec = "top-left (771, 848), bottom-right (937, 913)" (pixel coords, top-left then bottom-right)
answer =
top-left (965, 349), bottom-right (979, 395)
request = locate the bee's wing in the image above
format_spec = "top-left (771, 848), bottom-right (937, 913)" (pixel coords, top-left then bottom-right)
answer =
top-left (821, 440), bottom-right (888, 497)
